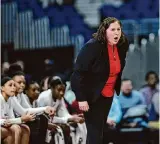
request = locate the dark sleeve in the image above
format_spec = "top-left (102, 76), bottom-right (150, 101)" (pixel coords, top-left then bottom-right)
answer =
top-left (115, 72), bottom-right (122, 96)
top-left (70, 42), bottom-right (98, 101)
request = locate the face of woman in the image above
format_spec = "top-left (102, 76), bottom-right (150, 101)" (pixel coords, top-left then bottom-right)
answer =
top-left (147, 74), bottom-right (157, 86)
top-left (13, 75), bottom-right (24, 94)
top-left (1, 80), bottom-right (16, 97)
top-left (26, 83), bottom-right (40, 100)
top-left (51, 84), bottom-right (65, 100)
top-left (106, 21), bottom-right (122, 45)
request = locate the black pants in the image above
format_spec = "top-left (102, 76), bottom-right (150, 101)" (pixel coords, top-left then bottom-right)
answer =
top-left (27, 114), bottom-right (48, 144)
top-left (84, 95), bottom-right (113, 144)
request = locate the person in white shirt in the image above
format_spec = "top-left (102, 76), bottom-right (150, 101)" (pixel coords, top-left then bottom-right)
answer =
top-left (6, 64), bottom-right (55, 144)
top-left (24, 80), bottom-right (70, 144)
top-left (24, 80), bottom-right (40, 108)
top-left (1, 76), bottom-right (35, 144)
top-left (152, 83), bottom-right (159, 116)
top-left (16, 73), bottom-right (38, 108)
top-left (37, 76), bottom-right (87, 144)
top-left (24, 80), bottom-right (52, 144)
top-left (7, 64), bottom-right (55, 117)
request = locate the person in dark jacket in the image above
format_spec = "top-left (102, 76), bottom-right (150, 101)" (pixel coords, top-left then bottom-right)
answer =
top-left (70, 17), bottom-right (129, 144)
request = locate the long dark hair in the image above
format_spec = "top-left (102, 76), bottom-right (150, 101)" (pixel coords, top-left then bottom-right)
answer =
top-left (92, 17), bottom-right (126, 45)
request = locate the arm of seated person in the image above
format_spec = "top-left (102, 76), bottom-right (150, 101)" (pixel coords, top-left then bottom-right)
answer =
top-left (67, 115), bottom-right (85, 124)
top-left (48, 123), bottom-right (58, 133)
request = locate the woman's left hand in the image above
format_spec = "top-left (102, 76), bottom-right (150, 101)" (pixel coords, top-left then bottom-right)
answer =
top-left (107, 118), bottom-right (116, 127)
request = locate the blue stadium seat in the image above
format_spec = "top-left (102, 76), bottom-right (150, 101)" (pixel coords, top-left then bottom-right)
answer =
top-left (100, 5), bottom-right (117, 18)
top-left (69, 24), bottom-right (95, 42)
top-left (100, 0), bottom-right (158, 20)
top-left (44, 6), bottom-right (58, 17)
top-left (32, 8), bottom-right (45, 19)
top-left (69, 17), bottom-right (84, 26)
top-left (62, 5), bottom-right (78, 17)
top-left (49, 13), bottom-right (66, 27)
top-left (28, 0), bottom-right (45, 19)
top-left (83, 28), bottom-right (95, 42)
top-left (17, 4), bottom-right (30, 12)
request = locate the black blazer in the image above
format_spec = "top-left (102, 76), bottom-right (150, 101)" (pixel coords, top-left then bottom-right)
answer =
top-left (70, 38), bottom-right (129, 104)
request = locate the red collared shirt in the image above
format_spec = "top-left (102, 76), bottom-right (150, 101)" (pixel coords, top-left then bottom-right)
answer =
top-left (101, 44), bottom-right (121, 97)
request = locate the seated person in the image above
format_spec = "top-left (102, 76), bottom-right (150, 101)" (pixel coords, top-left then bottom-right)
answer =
top-left (24, 80), bottom-right (40, 108)
top-left (148, 83), bottom-right (159, 122)
top-left (1, 76), bottom-right (34, 144)
top-left (119, 79), bottom-right (148, 128)
top-left (6, 63), bottom-right (32, 109)
top-left (7, 65), bottom-right (55, 116)
top-left (24, 80), bottom-right (49, 144)
top-left (7, 65), bottom-right (55, 144)
top-left (139, 71), bottom-right (159, 110)
top-left (37, 76), bottom-right (87, 144)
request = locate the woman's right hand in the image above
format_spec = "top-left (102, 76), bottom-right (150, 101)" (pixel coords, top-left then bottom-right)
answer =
top-left (21, 112), bottom-right (35, 122)
top-left (3, 120), bottom-right (12, 127)
top-left (68, 115), bottom-right (85, 123)
top-left (78, 101), bottom-right (89, 112)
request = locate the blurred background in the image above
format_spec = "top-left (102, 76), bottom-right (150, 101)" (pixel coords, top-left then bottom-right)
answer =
top-left (1, 0), bottom-right (159, 143)
top-left (1, 0), bottom-right (159, 87)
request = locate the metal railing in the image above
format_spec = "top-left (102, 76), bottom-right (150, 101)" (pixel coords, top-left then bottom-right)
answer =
top-left (122, 36), bottom-right (159, 89)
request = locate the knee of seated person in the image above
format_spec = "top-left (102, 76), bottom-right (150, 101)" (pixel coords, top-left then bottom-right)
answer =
top-left (5, 131), bottom-right (14, 141)
top-left (21, 124), bottom-right (30, 135)
top-left (10, 124), bottom-right (22, 134)
top-left (1, 127), bottom-right (12, 139)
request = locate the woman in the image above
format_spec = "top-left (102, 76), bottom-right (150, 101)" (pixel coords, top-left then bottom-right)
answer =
top-left (38, 76), bottom-right (87, 144)
top-left (139, 71), bottom-right (159, 109)
top-left (6, 64), bottom-right (55, 116)
top-left (70, 17), bottom-right (129, 144)
top-left (24, 80), bottom-right (40, 108)
top-left (0, 76), bottom-right (34, 144)
top-left (24, 80), bottom-right (50, 144)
